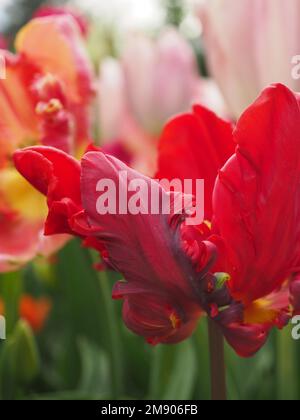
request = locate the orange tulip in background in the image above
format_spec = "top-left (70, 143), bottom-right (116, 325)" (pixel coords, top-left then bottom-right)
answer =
top-left (0, 15), bottom-right (95, 272)
top-left (0, 295), bottom-right (51, 332)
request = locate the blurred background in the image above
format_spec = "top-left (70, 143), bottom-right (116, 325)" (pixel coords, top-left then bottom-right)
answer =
top-left (0, 0), bottom-right (299, 401)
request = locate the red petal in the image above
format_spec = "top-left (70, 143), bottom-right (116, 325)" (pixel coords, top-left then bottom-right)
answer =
top-left (81, 151), bottom-right (213, 342)
top-left (290, 275), bottom-right (300, 315)
top-left (222, 322), bottom-right (270, 358)
top-left (213, 84), bottom-right (300, 303)
top-left (13, 146), bottom-right (81, 235)
top-left (14, 146), bottom-right (80, 201)
top-left (157, 105), bottom-right (234, 219)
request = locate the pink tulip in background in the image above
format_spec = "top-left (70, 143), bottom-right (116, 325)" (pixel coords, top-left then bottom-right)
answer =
top-left (99, 28), bottom-right (225, 175)
top-left (0, 35), bottom-right (8, 49)
top-left (200, 0), bottom-right (300, 118)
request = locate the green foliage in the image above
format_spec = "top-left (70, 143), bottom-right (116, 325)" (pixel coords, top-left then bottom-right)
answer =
top-left (0, 320), bottom-right (40, 400)
top-left (163, 0), bottom-right (185, 27)
top-left (0, 241), bottom-right (300, 400)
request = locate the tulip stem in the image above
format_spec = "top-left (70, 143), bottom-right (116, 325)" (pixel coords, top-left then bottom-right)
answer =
top-left (89, 250), bottom-right (123, 399)
top-left (208, 318), bottom-right (227, 401)
top-left (0, 271), bottom-right (23, 335)
top-left (98, 270), bottom-right (123, 399)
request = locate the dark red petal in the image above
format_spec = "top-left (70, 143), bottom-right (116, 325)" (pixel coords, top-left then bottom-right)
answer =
top-left (157, 105), bottom-right (234, 219)
top-left (222, 322), bottom-right (270, 358)
top-left (114, 282), bottom-right (201, 344)
top-left (81, 151), bottom-right (212, 342)
top-left (213, 84), bottom-right (300, 303)
top-left (81, 151), bottom-right (211, 293)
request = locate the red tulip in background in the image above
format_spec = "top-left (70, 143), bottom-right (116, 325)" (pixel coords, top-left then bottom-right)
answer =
top-left (14, 83), bottom-right (300, 357)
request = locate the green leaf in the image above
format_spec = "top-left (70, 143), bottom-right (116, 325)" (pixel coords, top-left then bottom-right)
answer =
top-left (276, 325), bottom-right (299, 400)
top-left (77, 338), bottom-right (110, 394)
top-left (56, 239), bottom-right (107, 348)
top-left (0, 270), bottom-right (23, 335)
top-left (0, 320), bottom-right (40, 399)
top-left (225, 337), bottom-right (275, 400)
top-left (148, 339), bottom-right (197, 400)
top-left (56, 240), bottom-right (124, 398)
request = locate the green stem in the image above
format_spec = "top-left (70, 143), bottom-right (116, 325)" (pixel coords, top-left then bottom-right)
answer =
top-left (89, 251), bottom-right (123, 399)
top-left (148, 345), bottom-right (164, 399)
top-left (192, 322), bottom-right (211, 401)
top-left (1, 271), bottom-right (23, 335)
top-left (276, 326), bottom-right (298, 400)
top-left (208, 318), bottom-right (227, 401)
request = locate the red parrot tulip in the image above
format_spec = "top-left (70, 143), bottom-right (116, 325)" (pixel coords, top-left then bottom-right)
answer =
top-left (14, 83), bottom-right (300, 357)
top-left (14, 146), bottom-right (218, 344)
top-left (158, 83), bottom-right (300, 356)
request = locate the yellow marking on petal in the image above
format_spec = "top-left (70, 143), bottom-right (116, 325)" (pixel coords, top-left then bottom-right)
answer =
top-left (35, 73), bottom-right (58, 90)
top-left (244, 298), bottom-right (278, 324)
top-left (75, 142), bottom-right (89, 160)
top-left (36, 98), bottom-right (63, 115)
top-left (204, 220), bottom-right (212, 230)
top-left (169, 312), bottom-right (181, 329)
top-left (244, 282), bottom-right (290, 325)
top-left (0, 168), bottom-right (47, 222)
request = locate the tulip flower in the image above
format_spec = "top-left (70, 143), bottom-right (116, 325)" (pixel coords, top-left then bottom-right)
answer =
top-left (33, 6), bottom-right (89, 37)
top-left (158, 83), bottom-right (300, 356)
top-left (199, 0), bottom-right (300, 118)
top-left (14, 83), bottom-right (300, 358)
top-left (99, 29), bottom-right (225, 175)
top-left (0, 15), bottom-right (94, 272)
top-left (0, 295), bottom-right (51, 333)
top-left (13, 146), bottom-right (218, 344)
top-left (0, 35), bottom-right (8, 49)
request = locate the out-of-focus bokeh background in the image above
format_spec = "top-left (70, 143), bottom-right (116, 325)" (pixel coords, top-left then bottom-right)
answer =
top-left (0, 0), bottom-right (299, 401)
